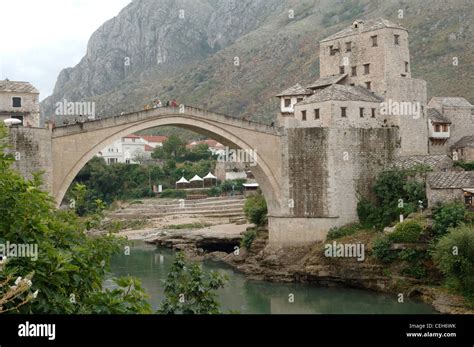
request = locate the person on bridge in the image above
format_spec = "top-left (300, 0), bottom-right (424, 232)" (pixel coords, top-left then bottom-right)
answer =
top-left (171, 99), bottom-right (178, 107)
top-left (153, 99), bottom-right (162, 108)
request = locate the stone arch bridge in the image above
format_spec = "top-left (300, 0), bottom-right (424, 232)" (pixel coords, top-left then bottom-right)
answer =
top-left (51, 106), bottom-right (282, 215)
top-left (9, 105), bottom-right (398, 246)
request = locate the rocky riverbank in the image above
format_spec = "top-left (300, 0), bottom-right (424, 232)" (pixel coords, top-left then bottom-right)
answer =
top-left (146, 226), bottom-right (473, 314)
top-left (101, 196), bottom-right (472, 314)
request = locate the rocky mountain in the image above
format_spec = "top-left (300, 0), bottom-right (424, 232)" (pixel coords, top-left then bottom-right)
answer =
top-left (41, 0), bottom-right (474, 125)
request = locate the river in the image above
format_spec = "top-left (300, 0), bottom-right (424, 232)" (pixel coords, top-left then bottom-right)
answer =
top-left (106, 241), bottom-right (437, 314)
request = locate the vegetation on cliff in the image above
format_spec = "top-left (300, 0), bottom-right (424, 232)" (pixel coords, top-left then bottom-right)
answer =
top-left (351, 167), bottom-right (474, 306)
top-left (357, 167), bottom-right (428, 230)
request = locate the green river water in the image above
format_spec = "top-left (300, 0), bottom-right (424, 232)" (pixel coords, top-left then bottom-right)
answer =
top-left (107, 241), bottom-right (437, 314)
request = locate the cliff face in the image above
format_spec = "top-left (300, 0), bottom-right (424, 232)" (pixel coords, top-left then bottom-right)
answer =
top-left (42, 0), bottom-right (474, 124)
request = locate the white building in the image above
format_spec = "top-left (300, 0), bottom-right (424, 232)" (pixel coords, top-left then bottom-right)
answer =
top-left (97, 134), bottom-right (167, 164)
top-left (186, 139), bottom-right (226, 156)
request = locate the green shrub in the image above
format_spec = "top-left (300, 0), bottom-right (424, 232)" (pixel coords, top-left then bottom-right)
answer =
top-left (357, 168), bottom-right (428, 230)
top-left (432, 224), bottom-right (474, 297)
top-left (432, 202), bottom-right (466, 236)
top-left (326, 224), bottom-right (362, 240)
top-left (220, 180), bottom-right (245, 194)
top-left (401, 265), bottom-right (427, 279)
top-left (372, 236), bottom-right (396, 263)
top-left (243, 193), bottom-right (267, 226)
top-left (207, 186), bottom-right (221, 197)
top-left (398, 249), bottom-right (428, 279)
top-left (241, 229), bottom-right (257, 249)
top-left (465, 211), bottom-right (474, 224)
top-left (158, 252), bottom-right (227, 314)
top-left (398, 249), bottom-right (420, 262)
top-left (160, 189), bottom-right (187, 199)
top-left (388, 220), bottom-right (423, 243)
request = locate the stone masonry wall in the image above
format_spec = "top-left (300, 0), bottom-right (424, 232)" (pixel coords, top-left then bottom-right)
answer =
top-left (326, 127), bottom-right (398, 225)
top-left (287, 127), bottom-right (330, 217)
top-left (8, 127), bottom-right (53, 194)
top-left (427, 187), bottom-right (464, 208)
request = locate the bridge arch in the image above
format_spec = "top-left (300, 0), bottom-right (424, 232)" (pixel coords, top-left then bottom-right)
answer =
top-left (51, 107), bottom-right (283, 214)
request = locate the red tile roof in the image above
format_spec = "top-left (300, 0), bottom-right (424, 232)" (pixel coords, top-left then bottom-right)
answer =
top-left (187, 139), bottom-right (225, 149)
top-left (124, 134), bottom-right (141, 139)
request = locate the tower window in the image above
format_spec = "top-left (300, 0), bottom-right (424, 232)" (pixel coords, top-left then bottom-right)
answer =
top-left (435, 124), bottom-right (441, 132)
top-left (359, 108), bottom-right (364, 118)
top-left (371, 108), bottom-right (376, 118)
top-left (405, 62), bottom-right (409, 73)
top-left (351, 66), bottom-right (357, 76)
top-left (339, 66), bottom-right (345, 74)
top-left (297, 97), bottom-right (303, 103)
top-left (345, 42), bottom-right (352, 52)
top-left (284, 98), bottom-right (291, 107)
top-left (371, 35), bottom-right (378, 47)
top-left (363, 63), bottom-right (370, 75)
top-left (341, 107), bottom-right (347, 118)
top-left (301, 110), bottom-right (307, 121)
top-left (442, 124), bottom-right (448, 132)
top-left (394, 34), bottom-right (400, 45)
top-left (314, 109), bottom-right (320, 120)
top-left (12, 97), bottom-right (22, 108)
top-left (329, 45), bottom-right (335, 56)
top-left (365, 81), bottom-right (371, 90)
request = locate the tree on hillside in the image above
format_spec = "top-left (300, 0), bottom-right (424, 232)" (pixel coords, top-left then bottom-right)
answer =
top-left (152, 135), bottom-right (187, 160)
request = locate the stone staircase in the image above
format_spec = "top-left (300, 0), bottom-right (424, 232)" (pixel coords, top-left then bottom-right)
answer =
top-left (108, 196), bottom-right (246, 220)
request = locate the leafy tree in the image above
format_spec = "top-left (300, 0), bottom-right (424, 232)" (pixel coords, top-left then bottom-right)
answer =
top-left (132, 149), bottom-right (148, 164)
top-left (159, 135), bottom-right (187, 159)
top-left (432, 224), bottom-right (474, 298)
top-left (357, 168), bottom-right (427, 229)
top-left (158, 252), bottom-right (227, 314)
top-left (0, 124), bottom-right (150, 314)
top-left (243, 192), bottom-right (268, 226)
top-left (432, 202), bottom-right (466, 236)
top-left (183, 144), bottom-right (214, 162)
top-left (80, 277), bottom-right (151, 314)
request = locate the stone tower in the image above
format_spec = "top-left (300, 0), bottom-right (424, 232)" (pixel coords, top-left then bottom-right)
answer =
top-left (319, 18), bottom-right (428, 156)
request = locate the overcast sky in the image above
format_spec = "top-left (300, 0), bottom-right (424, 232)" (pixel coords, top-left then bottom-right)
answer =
top-left (0, 0), bottom-right (132, 101)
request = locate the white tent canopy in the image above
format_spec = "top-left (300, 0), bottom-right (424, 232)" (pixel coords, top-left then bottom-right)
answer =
top-left (176, 176), bottom-right (189, 184)
top-left (203, 172), bottom-right (217, 180)
top-left (243, 183), bottom-right (259, 188)
top-left (190, 175), bottom-right (204, 182)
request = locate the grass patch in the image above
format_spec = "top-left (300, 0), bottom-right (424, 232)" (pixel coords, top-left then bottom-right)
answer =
top-left (326, 223), bottom-right (364, 240)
